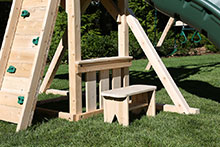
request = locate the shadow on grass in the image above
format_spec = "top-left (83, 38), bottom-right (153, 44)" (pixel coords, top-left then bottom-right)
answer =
top-left (130, 62), bottom-right (220, 102)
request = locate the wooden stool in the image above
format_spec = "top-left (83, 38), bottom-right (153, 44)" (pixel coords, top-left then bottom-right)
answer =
top-left (101, 85), bottom-right (156, 126)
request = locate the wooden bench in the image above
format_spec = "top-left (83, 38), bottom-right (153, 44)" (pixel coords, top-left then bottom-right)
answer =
top-left (101, 85), bottom-right (156, 126)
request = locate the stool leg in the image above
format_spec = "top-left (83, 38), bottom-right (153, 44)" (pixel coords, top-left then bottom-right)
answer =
top-left (116, 97), bottom-right (129, 126)
top-left (104, 97), bottom-right (116, 123)
top-left (147, 90), bottom-right (156, 116)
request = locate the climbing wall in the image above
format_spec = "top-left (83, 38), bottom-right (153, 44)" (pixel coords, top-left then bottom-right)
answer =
top-left (0, 0), bottom-right (60, 131)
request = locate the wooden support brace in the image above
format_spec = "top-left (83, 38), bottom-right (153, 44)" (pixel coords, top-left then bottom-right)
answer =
top-left (127, 14), bottom-right (194, 114)
top-left (81, 0), bottom-right (91, 14)
top-left (67, 0), bottom-right (82, 115)
top-left (39, 39), bottom-right (66, 93)
top-left (100, 0), bottom-right (120, 20)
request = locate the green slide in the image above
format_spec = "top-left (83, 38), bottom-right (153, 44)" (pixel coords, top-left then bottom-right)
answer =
top-left (146, 0), bottom-right (220, 49)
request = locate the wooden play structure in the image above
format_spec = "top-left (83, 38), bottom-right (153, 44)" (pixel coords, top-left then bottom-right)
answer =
top-left (0, 0), bottom-right (200, 132)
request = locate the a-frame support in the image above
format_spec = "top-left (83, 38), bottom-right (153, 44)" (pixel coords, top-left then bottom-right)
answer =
top-left (40, 0), bottom-right (199, 118)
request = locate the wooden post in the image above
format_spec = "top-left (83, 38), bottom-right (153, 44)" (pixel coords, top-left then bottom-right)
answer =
top-left (0, 0), bottom-right (23, 88)
top-left (67, 0), bottom-right (82, 115)
top-left (118, 0), bottom-right (129, 87)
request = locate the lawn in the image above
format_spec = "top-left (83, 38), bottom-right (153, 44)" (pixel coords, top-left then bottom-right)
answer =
top-left (0, 54), bottom-right (220, 146)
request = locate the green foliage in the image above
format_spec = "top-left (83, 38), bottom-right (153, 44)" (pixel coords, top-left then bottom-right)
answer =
top-left (81, 31), bottom-right (118, 59)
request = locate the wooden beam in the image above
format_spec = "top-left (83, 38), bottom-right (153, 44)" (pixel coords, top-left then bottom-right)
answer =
top-left (39, 39), bottom-right (66, 93)
top-left (76, 56), bottom-right (132, 73)
top-left (59, 109), bottom-right (103, 121)
top-left (99, 70), bottom-right (109, 109)
top-left (16, 0), bottom-right (61, 132)
top-left (0, 0), bottom-right (23, 87)
top-left (156, 104), bottom-right (200, 114)
top-left (127, 14), bottom-right (193, 114)
top-left (146, 17), bottom-right (175, 70)
top-left (86, 72), bottom-right (97, 112)
top-left (46, 89), bottom-right (68, 96)
top-left (100, 0), bottom-right (120, 20)
top-left (67, 0), bottom-right (82, 115)
top-left (80, 0), bottom-right (91, 14)
top-left (112, 69), bottom-right (121, 89)
top-left (118, 0), bottom-right (129, 87)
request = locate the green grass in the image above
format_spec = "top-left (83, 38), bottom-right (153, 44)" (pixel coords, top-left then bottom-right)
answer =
top-left (1, 54), bottom-right (220, 146)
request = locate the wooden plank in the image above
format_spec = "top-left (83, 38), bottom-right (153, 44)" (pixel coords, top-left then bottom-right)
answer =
top-left (76, 109), bottom-right (103, 120)
top-left (67, 0), bottom-right (82, 115)
top-left (46, 89), bottom-right (68, 96)
top-left (7, 49), bottom-right (36, 64)
top-left (59, 109), bottom-right (103, 121)
top-left (19, 6), bottom-right (47, 21)
top-left (5, 62), bottom-right (33, 78)
top-left (17, 0), bottom-right (60, 132)
top-left (112, 69), bottom-right (121, 89)
top-left (22, 0), bottom-right (48, 8)
top-left (0, 104), bottom-right (22, 123)
top-left (12, 35), bottom-right (39, 49)
top-left (80, 0), bottom-right (91, 14)
top-left (146, 91), bottom-right (156, 116)
top-left (76, 56), bottom-right (132, 65)
top-left (86, 72), bottom-right (97, 112)
top-left (163, 104), bottom-right (200, 114)
top-left (101, 85), bottom-right (156, 98)
top-left (118, 0), bottom-right (129, 88)
top-left (16, 21), bottom-right (43, 35)
top-left (116, 97), bottom-right (129, 126)
top-left (77, 60), bottom-right (132, 73)
top-left (0, 0), bottom-right (23, 88)
top-left (39, 40), bottom-right (66, 93)
top-left (100, 0), bottom-right (120, 20)
top-left (99, 70), bottom-right (109, 109)
top-left (1, 76), bottom-right (30, 92)
top-left (146, 17), bottom-right (174, 70)
top-left (157, 17), bottom-right (174, 47)
top-left (59, 112), bottom-right (75, 121)
top-left (127, 14), bottom-right (192, 114)
top-left (0, 91), bottom-right (23, 108)
top-left (122, 67), bottom-right (129, 87)
top-left (131, 93), bottom-right (147, 114)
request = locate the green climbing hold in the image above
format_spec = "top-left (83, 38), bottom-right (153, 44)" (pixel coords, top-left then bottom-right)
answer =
top-left (18, 96), bottom-right (24, 105)
top-left (21, 10), bottom-right (30, 18)
top-left (7, 65), bottom-right (16, 73)
top-left (32, 37), bottom-right (39, 45)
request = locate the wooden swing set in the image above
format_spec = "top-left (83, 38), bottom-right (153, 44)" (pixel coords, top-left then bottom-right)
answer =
top-left (0, 0), bottom-right (199, 132)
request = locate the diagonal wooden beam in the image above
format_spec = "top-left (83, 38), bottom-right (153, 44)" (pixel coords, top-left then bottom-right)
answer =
top-left (39, 38), bottom-right (67, 93)
top-left (127, 14), bottom-right (193, 114)
top-left (81, 0), bottom-right (91, 14)
top-left (100, 0), bottom-right (120, 20)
